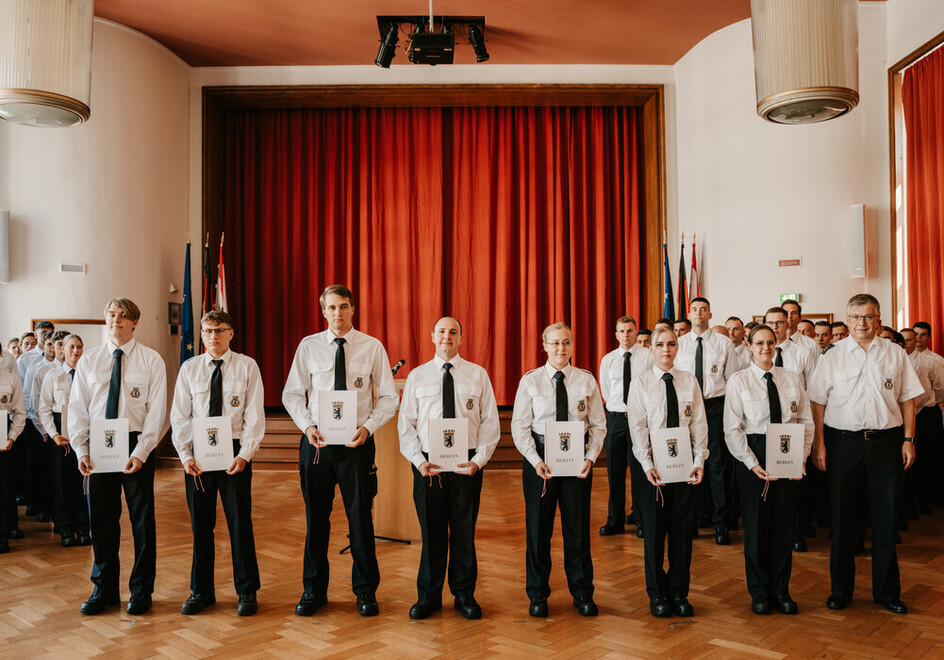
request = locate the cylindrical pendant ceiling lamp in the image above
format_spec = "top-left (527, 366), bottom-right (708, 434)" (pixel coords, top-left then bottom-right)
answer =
top-left (750, 0), bottom-right (858, 125)
top-left (0, 0), bottom-right (94, 127)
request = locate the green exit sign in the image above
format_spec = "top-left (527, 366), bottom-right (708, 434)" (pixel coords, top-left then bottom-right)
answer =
top-left (780, 293), bottom-right (800, 303)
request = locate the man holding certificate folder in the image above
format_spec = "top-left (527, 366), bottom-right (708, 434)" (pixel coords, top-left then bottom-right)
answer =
top-left (171, 310), bottom-right (264, 616)
top-left (511, 322), bottom-right (606, 618)
top-left (398, 317), bottom-right (501, 620)
top-left (69, 298), bottom-right (167, 616)
top-left (282, 284), bottom-right (398, 617)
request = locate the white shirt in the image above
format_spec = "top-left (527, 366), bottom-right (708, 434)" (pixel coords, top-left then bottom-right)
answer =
top-left (511, 363), bottom-right (606, 468)
top-left (775, 339), bottom-right (816, 389)
top-left (789, 331), bottom-right (819, 358)
top-left (23, 356), bottom-right (56, 423)
top-left (171, 350), bottom-right (266, 464)
top-left (907, 352), bottom-right (934, 411)
top-left (627, 365), bottom-right (709, 472)
top-left (17, 346), bottom-right (43, 384)
top-left (734, 344), bottom-right (751, 371)
top-left (0, 352), bottom-right (15, 375)
top-left (282, 328), bottom-right (398, 436)
top-left (676, 329), bottom-right (739, 399)
top-left (0, 369), bottom-right (26, 440)
top-left (68, 338), bottom-right (168, 462)
top-left (38, 363), bottom-right (74, 438)
top-left (31, 360), bottom-right (63, 427)
top-left (807, 336), bottom-right (924, 431)
top-left (398, 355), bottom-right (501, 470)
top-left (914, 348), bottom-right (944, 409)
top-left (723, 364), bottom-right (813, 471)
top-left (598, 345), bottom-right (654, 413)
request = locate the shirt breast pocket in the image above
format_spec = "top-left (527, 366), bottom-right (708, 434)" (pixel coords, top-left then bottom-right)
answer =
top-left (349, 361), bottom-right (372, 390)
top-left (309, 361), bottom-right (334, 391)
top-left (0, 385), bottom-right (12, 407)
top-left (54, 388), bottom-right (70, 412)
top-left (224, 379), bottom-right (248, 411)
top-left (569, 389), bottom-right (591, 416)
top-left (457, 385), bottom-right (481, 414)
top-left (743, 396), bottom-right (770, 424)
top-left (678, 398), bottom-right (695, 423)
top-left (125, 372), bottom-right (149, 404)
top-left (777, 387), bottom-right (801, 420)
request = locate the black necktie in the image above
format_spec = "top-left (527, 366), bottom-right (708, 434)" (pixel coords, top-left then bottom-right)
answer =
top-left (623, 351), bottom-right (632, 404)
top-left (554, 371), bottom-right (568, 421)
top-left (663, 372), bottom-right (679, 428)
top-left (775, 346), bottom-right (784, 368)
top-left (334, 337), bottom-right (347, 390)
top-left (442, 363), bottom-right (455, 419)
top-left (695, 336), bottom-right (704, 391)
top-left (69, 368), bottom-right (75, 382)
top-left (209, 359), bottom-right (223, 417)
top-left (105, 348), bottom-right (122, 419)
top-left (764, 372), bottom-right (782, 423)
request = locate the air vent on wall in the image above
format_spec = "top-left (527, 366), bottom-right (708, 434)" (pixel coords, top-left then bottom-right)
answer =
top-left (59, 262), bottom-right (86, 274)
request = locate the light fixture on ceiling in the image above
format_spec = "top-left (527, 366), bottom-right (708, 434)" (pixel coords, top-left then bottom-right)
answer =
top-left (750, 0), bottom-right (859, 125)
top-left (375, 16), bottom-right (488, 67)
top-left (0, 0), bottom-right (95, 128)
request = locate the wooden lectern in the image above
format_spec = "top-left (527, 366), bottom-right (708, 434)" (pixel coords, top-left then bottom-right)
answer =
top-left (372, 380), bottom-right (422, 541)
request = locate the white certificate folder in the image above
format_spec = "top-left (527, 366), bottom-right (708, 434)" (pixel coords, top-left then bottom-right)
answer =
top-left (89, 418), bottom-right (130, 473)
top-left (427, 418), bottom-right (469, 472)
top-left (650, 427), bottom-right (694, 484)
top-left (318, 390), bottom-right (358, 445)
top-left (192, 416), bottom-right (235, 472)
top-left (544, 421), bottom-right (585, 477)
top-left (765, 423), bottom-right (805, 479)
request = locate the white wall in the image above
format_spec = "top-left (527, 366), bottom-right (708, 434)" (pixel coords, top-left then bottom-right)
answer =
top-left (673, 4), bottom-right (892, 324)
top-left (887, 0), bottom-right (944, 64)
top-left (0, 20), bottom-right (190, 378)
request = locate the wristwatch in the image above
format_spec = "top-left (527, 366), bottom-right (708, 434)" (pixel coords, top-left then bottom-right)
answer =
top-left (904, 437), bottom-right (915, 444)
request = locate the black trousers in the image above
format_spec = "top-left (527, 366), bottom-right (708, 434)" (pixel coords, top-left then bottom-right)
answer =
top-left (522, 449), bottom-right (594, 600)
top-left (825, 426), bottom-right (903, 602)
top-left (51, 413), bottom-right (88, 536)
top-left (298, 435), bottom-right (379, 598)
top-left (927, 406), bottom-right (944, 506)
top-left (638, 476), bottom-right (697, 600)
top-left (186, 438), bottom-right (260, 596)
top-left (87, 433), bottom-right (157, 596)
top-left (738, 434), bottom-right (797, 600)
top-left (23, 420), bottom-right (51, 513)
top-left (0, 439), bottom-right (14, 539)
top-left (412, 450), bottom-right (483, 602)
top-left (700, 397), bottom-right (730, 527)
top-left (913, 407), bottom-right (936, 509)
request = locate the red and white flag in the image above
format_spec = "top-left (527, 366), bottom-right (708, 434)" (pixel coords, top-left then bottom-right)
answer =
top-left (690, 233), bottom-right (700, 300)
top-left (215, 233), bottom-right (228, 313)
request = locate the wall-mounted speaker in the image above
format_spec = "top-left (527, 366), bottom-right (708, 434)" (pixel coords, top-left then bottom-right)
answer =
top-left (0, 210), bottom-right (9, 284)
top-left (850, 204), bottom-right (866, 278)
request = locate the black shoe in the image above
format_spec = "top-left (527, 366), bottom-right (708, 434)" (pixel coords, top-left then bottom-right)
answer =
top-left (181, 592), bottom-right (216, 615)
top-left (670, 595), bottom-right (694, 617)
top-left (573, 596), bottom-right (598, 616)
top-left (295, 592), bottom-right (327, 616)
top-left (853, 537), bottom-right (865, 556)
top-left (751, 598), bottom-right (771, 615)
top-left (126, 593), bottom-right (152, 615)
top-left (77, 532), bottom-right (92, 546)
top-left (80, 591), bottom-right (120, 615)
top-left (237, 592), bottom-right (257, 617)
top-left (409, 599), bottom-right (441, 619)
top-left (774, 594), bottom-right (798, 614)
top-left (636, 526), bottom-right (645, 538)
top-left (793, 538), bottom-right (808, 552)
top-left (25, 506), bottom-right (38, 516)
top-left (650, 597), bottom-right (671, 617)
top-left (874, 598), bottom-right (907, 614)
top-left (826, 594), bottom-right (849, 610)
top-left (454, 595), bottom-right (482, 620)
top-left (61, 534), bottom-right (77, 548)
top-left (0, 539), bottom-right (8, 554)
top-left (15, 496), bottom-right (25, 506)
top-left (714, 527), bottom-right (730, 546)
top-left (625, 515), bottom-right (634, 526)
top-left (801, 524), bottom-right (816, 538)
top-left (599, 522), bottom-right (625, 536)
top-left (356, 594), bottom-right (379, 617)
top-left (529, 598), bottom-right (548, 618)
top-left (36, 512), bottom-right (51, 523)
top-left (8, 528), bottom-right (23, 539)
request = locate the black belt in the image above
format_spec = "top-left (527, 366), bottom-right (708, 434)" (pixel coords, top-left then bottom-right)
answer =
top-left (836, 427), bottom-right (901, 441)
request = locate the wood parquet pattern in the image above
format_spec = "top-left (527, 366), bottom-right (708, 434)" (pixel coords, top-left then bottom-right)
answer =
top-left (2, 467), bottom-right (943, 659)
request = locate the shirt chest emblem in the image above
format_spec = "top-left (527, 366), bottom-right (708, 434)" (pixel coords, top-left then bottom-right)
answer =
top-left (130, 387), bottom-right (141, 399)
top-left (230, 395), bottom-right (241, 408)
top-left (710, 364), bottom-right (718, 374)
top-left (884, 378), bottom-right (893, 390)
top-left (577, 400), bottom-right (586, 412)
top-left (465, 398), bottom-right (474, 410)
top-left (0, 394), bottom-right (8, 404)
top-left (354, 377), bottom-right (364, 389)
top-left (684, 404), bottom-right (692, 417)
top-left (790, 401), bottom-right (798, 413)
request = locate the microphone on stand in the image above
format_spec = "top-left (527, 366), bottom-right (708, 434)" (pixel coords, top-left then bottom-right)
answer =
top-left (391, 359), bottom-right (406, 375)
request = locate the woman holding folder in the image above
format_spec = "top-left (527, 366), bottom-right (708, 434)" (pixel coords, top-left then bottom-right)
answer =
top-left (627, 327), bottom-right (708, 617)
top-left (723, 324), bottom-right (813, 615)
top-left (511, 322), bottom-right (606, 618)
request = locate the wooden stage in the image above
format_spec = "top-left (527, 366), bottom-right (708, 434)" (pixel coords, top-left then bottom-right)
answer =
top-left (2, 463), bottom-right (944, 659)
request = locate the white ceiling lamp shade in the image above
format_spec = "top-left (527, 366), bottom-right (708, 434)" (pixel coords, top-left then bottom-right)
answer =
top-left (750, 0), bottom-right (859, 125)
top-left (0, 0), bottom-right (94, 128)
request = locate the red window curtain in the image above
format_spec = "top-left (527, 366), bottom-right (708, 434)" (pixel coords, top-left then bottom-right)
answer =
top-left (903, 45), bottom-right (944, 350)
top-left (222, 105), bottom-right (644, 405)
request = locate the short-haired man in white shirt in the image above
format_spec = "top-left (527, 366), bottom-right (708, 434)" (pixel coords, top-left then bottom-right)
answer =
top-left (398, 317), bottom-right (500, 621)
top-left (782, 300), bottom-right (818, 358)
top-left (908, 322), bottom-right (944, 509)
top-left (598, 316), bottom-right (653, 538)
top-left (725, 316), bottom-right (749, 370)
top-left (171, 310), bottom-right (265, 617)
top-left (0, 366), bottom-right (26, 554)
top-left (808, 294), bottom-right (923, 615)
top-left (675, 297), bottom-right (740, 544)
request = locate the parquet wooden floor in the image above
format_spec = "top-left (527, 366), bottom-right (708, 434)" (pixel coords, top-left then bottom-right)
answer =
top-left (2, 467), bottom-right (944, 659)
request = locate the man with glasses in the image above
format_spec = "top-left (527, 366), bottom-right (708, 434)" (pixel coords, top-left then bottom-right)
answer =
top-left (808, 294), bottom-right (922, 614)
top-left (171, 311), bottom-right (264, 616)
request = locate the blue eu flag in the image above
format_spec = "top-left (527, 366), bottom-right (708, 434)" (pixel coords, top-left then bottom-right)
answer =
top-left (181, 241), bottom-right (195, 364)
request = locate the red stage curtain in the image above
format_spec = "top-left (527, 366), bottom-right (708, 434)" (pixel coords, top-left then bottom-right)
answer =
top-left (903, 46), bottom-right (944, 350)
top-left (222, 106), bottom-right (644, 405)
